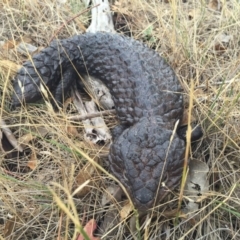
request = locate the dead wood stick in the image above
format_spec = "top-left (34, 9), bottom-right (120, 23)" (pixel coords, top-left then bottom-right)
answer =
top-left (67, 109), bottom-right (116, 121)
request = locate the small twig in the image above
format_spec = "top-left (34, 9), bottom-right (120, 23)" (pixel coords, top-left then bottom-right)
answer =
top-left (67, 109), bottom-right (116, 121)
top-left (49, 3), bottom-right (100, 42)
top-left (1, 167), bottom-right (25, 180)
top-left (196, 79), bottom-right (240, 89)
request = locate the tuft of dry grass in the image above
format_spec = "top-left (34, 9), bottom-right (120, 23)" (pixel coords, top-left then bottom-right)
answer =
top-left (0, 0), bottom-right (240, 239)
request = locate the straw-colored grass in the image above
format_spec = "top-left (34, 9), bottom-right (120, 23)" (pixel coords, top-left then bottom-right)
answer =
top-left (0, 0), bottom-right (240, 239)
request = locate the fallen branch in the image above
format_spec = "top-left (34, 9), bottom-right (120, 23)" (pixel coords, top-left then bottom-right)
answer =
top-left (67, 109), bottom-right (116, 121)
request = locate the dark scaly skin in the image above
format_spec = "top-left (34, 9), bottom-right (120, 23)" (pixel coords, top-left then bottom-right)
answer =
top-left (12, 32), bottom-right (185, 211)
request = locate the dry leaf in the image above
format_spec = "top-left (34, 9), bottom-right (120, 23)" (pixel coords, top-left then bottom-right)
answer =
top-left (77, 219), bottom-right (100, 240)
top-left (181, 109), bottom-right (197, 126)
top-left (101, 185), bottom-right (123, 206)
top-left (63, 97), bottom-right (73, 112)
top-left (193, 88), bottom-right (205, 98)
top-left (208, 0), bottom-right (222, 11)
top-left (66, 124), bottom-right (79, 136)
top-left (4, 216), bottom-right (16, 238)
top-left (74, 162), bottom-right (97, 197)
top-left (1, 39), bottom-right (17, 50)
top-left (214, 43), bottom-right (226, 53)
top-left (213, 33), bottom-right (232, 53)
top-left (22, 36), bottom-right (33, 43)
top-left (163, 209), bottom-right (185, 218)
top-left (27, 152), bottom-right (38, 170)
top-left (18, 127), bottom-right (48, 149)
top-left (57, 118), bottom-right (79, 137)
top-left (18, 133), bottom-right (34, 148)
top-left (120, 201), bottom-right (133, 220)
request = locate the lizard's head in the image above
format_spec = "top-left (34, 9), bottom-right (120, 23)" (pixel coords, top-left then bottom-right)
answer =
top-left (109, 117), bottom-right (185, 211)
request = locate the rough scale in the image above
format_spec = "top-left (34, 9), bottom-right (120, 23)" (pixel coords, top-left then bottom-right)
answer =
top-left (12, 32), bottom-right (185, 211)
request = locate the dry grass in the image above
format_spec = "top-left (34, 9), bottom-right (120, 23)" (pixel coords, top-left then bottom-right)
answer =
top-left (0, 0), bottom-right (240, 239)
